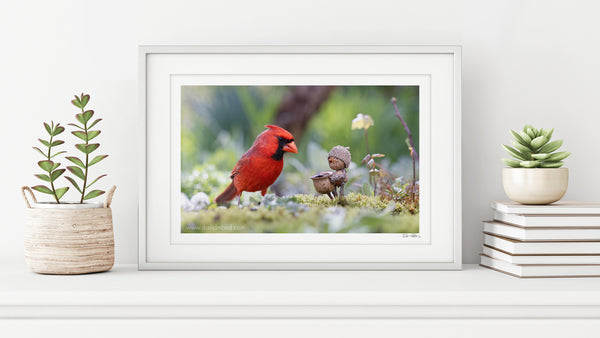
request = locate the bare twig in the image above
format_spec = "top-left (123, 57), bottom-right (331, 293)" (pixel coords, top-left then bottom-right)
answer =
top-left (410, 147), bottom-right (416, 202)
top-left (391, 97), bottom-right (419, 203)
top-left (391, 97), bottom-right (419, 163)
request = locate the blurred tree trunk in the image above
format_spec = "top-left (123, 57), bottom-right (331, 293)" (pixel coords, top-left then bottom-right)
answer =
top-left (273, 86), bottom-right (336, 141)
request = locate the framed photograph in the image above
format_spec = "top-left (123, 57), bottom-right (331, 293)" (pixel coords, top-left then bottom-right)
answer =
top-left (139, 45), bottom-right (461, 270)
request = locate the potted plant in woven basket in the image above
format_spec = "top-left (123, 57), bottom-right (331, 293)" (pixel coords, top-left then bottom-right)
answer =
top-left (501, 125), bottom-right (571, 205)
top-left (21, 93), bottom-right (116, 275)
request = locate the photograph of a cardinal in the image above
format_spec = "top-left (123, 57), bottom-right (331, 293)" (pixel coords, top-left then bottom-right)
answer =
top-left (214, 125), bottom-right (298, 204)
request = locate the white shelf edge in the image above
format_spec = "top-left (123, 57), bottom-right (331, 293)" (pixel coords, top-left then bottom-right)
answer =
top-left (3, 264), bottom-right (600, 319)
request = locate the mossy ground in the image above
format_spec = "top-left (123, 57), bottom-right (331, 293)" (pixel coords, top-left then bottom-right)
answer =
top-left (181, 193), bottom-right (419, 234)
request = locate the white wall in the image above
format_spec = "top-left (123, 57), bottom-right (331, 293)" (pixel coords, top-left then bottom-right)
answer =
top-left (2, 0), bottom-right (599, 265)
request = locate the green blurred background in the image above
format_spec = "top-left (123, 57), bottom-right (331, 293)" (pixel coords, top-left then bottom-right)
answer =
top-left (181, 85), bottom-right (419, 201)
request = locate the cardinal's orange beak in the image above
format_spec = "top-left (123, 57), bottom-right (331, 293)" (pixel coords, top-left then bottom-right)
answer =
top-left (283, 141), bottom-right (298, 153)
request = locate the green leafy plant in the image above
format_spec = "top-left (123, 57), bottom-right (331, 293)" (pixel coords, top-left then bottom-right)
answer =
top-left (65, 93), bottom-right (108, 203)
top-left (502, 125), bottom-right (571, 168)
top-left (31, 121), bottom-right (70, 203)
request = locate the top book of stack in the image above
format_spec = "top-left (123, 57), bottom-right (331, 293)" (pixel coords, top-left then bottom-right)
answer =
top-left (491, 201), bottom-right (600, 228)
top-left (491, 201), bottom-right (600, 215)
top-left (491, 202), bottom-right (600, 228)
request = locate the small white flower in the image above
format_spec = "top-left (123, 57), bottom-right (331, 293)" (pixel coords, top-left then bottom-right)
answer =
top-left (351, 113), bottom-right (374, 130)
top-left (181, 193), bottom-right (194, 211)
top-left (190, 192), bottom-right (210, 210)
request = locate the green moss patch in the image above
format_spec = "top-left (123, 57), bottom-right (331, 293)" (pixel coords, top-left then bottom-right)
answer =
top-left (181, 193), bottom-right (419, 234)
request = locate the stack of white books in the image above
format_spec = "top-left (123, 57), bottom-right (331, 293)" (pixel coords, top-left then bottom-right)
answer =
top-left (480, 201), bottom-right (600, 278)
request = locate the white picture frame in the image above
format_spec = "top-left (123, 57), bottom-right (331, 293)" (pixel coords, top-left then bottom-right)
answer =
top-left (139, 45), bottom-right (462, 270)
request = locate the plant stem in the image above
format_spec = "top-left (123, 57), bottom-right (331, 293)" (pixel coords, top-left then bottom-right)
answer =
top-left (81, 152), bottom-right (88, 203)
top-left (80, 107), bottom-right (88, 203)
top-left (391, 98), bottom-right (419, 163)
top-left (46, 130), bottom-right (60, 203)
top-left (364, 129), bottom-right (370, 155)
top-left (373, 175), bottom-right (378, 196)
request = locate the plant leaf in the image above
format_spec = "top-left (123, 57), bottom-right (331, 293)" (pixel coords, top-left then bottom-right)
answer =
top-left (51, 162), bottom-right (60, 171)
top-left (501, 158), bottom-right (522, 168)
top-left (43, 122), bottom-right (52, 135)
top-left (76, 113), bottom-right (85, 124)
top-left (72, 130), bottom-right (87, 141)
top-left (540, 161), bottom-right (565, 168)
top-left (50, 168), bottom-right (66, 182)
top-left (49, 150), bottom-right (67, 159)
top-left (38, 160), bottom-right (54, 172)
top-left (32, 146), bottom-right (46, 157)
top-left (520, 160), bottom-right (540, 168)
top-left (88, 118), bottom-right (102, 129)
top-left (88, 154), bottom-right (108, 166)
top-left (66, 156), bottom-right (85, 168)
top-left (67, 166), bottom-right (85, 180)
top-left (546, 151), bottom-right (571, 162)
top-left (511, 141), bottom-right (532, 155)
top-left (539, 140), bottom-right (563, 154)
top-left (86, 174), bottom-right (106, 188)
top-left (38, 138), bottom-right (50, 147)
top-left (510, 130), bottom-right (530, 149)
top-left (50, 140), bottom-right (64, 147)
top-left (523, 124), bottom-right (534, 132)
top-left (85, 143), bottom-right (100, 154)
top-left (80, 94), bottom-right (90, 108)
top-left (542, 128), bottom-right (555, 140)
top-left (530, 136), bottom-right (548, 150)
top-left (65, 176), bottom-right (82, 193)
top-left (68, 123), bottom-right (84, 130)
top-left (72, 94), bottom-right (81, 108)
top-left (518, 131), bottom-right (532, 144)
top-left (526, 128), bottom-right (536, 139)
top-left (75, 143), bottom-right (87, 153)
top-left (83, 110), bottom-right (94, 123)
top-left (502, 144), bottom-right (529, 161)
top-left (34, 174), bottom-right (51, 182)
top-left (87, 130), bottom-right (101, 141)
top-left (531, 153), bottom-right (550, 160)
top-left (32, 185), bottom-right (53, 195)
top-left (55, 187), bottom-right (69, 200)
top-left (83, 190), bottom-right (105, 200)
top-left (53, 126), bottom-right (65, 136)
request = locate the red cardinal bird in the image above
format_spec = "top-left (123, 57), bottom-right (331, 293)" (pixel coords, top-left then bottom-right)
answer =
top-left (214, 125), bottom-right (298, 204)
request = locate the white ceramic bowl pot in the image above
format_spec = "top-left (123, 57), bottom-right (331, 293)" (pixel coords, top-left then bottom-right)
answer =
top-left (502, 168), bottom-right (568, 205)
top-left (21, 186), bottom-right (116, 275)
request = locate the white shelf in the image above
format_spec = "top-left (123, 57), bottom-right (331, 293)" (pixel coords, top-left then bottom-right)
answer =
top-left (2, 264), bottom-right (600, 319)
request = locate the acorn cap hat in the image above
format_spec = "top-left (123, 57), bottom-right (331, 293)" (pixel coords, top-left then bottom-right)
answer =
top-left (328, 145), bottom-right (351, 167)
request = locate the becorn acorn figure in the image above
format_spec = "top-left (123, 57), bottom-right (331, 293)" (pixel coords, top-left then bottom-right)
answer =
top-left (310, 145), bottom-right (351, 199)
top-left (328, 146), bottom-right (351, 198)
top-left (214, 125), bottom-right (298, 205)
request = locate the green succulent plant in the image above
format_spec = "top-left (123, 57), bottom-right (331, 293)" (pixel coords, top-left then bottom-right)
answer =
top-left (31, 93), bottom-right (108, 204)
top-left (65, 93), bottom-right (108, 203)
top-left (31, 121), bottom-right (70, 203)
top-left (502, 125), bottom-right (570, 168)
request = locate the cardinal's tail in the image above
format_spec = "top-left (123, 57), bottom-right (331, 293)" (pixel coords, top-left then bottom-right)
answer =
top-left (214, 183), bottom-right (238, 204)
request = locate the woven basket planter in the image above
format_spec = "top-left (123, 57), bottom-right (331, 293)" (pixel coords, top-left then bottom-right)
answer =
top-left (21, 186), bottom-right (116, 275)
